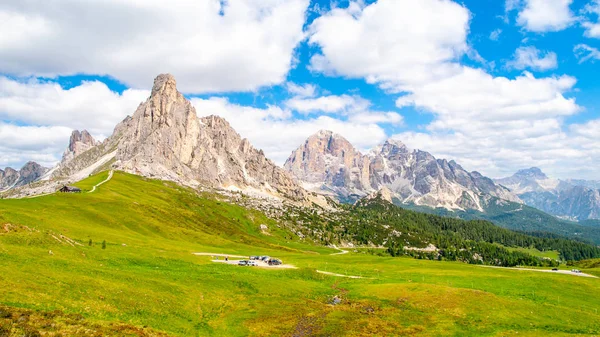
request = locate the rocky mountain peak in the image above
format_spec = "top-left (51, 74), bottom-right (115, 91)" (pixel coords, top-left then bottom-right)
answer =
top-left (62, 130), bottom-right (98, 164)
top-left (314, 129), bottom-right (334, 138)
top-left (286, 133), bottom-right (521, 209)
top-left (0, 161), bottom-right (47, 191)
top-left (109, 74), bottom-right (306, 200)
top-left (68, 130), bottom-right (96, 152)
top-left (284, 130), bottom-right (371, 195)
top-left (151, 73), bottom-right (178, 96)
top-left (379, 139), bottom-right (409, 157)
top-left (514, 167), bottom-right (548, 180)
top-left (383, 138), bottom-right (407, 149)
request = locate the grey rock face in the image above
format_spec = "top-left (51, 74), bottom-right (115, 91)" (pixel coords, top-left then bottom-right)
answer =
top-left (0, 162), bottom-right (48, 191)
top-left (62, 130), bottom-right (99, 164)
top-left (497, 167), bottom-right (600, 220)
top-left (0, 167), bottom-right (19, 190)
top-left (284, 130), bottom-right (371, 197)
top-left (284, 132), bottom-right (520, 211)
top-left (113, 74), bottom-right (305, 200)
top-left (52, 74), bottom-right (306, 201)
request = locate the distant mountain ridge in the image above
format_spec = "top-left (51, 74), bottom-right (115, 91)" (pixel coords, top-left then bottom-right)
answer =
top-left (284, 130), bottom-right (520, 211)
top-left (0, 162), bottom-right (48, 191)
top-left (496, 167), bottom-right (600, 221)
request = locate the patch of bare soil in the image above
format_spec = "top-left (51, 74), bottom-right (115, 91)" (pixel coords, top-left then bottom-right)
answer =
top-left (0, 305), bottom-right (170, 337)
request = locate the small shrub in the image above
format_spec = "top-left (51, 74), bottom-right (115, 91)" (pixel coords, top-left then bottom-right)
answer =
top-left (102, 240), bottom-right (106, 249)
top-left (88, 239), bottom-right (92, 246)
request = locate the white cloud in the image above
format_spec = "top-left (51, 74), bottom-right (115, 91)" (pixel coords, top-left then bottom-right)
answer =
top-left (0, 0), bottom-right (309, 93)
top-left (284, 94), bottom-right (404, 126)
top-left (574, 44), bottom-right (600, 63)
top-left (0, 123), bottom-right (73, 168)
top-left (308, 0), bottom-right (596, 179)
top-left (285, 95), bottom-right (368, 114)
top-left (506, 46), bottom-right (558, 71)
top-left (0, 77), bottom-right (149, 138)
top-left (191, 97), bottom-right (391, 165)
top-left (0, 77), bottom-right (149, 168)
top-left (307, 0), bottom-right (470, 92)
top-left (515, 0), bottom-right (575, 32)
top-left (286, 83), bottom-right (317, 98)
top-left (582, 0), bottom-right (600, 38)
top-left (490, 29), bottom-right (502, 41)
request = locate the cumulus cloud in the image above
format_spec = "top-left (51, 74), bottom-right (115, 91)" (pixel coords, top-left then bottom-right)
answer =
top-left (515, 0), bottom-right (575, 32)
top-left (0, 77), bottom-right (149, 138)
top-left (284, 94), bottom-right (403, 125)
top-left (286, 83), bottom-right (317, 98)
top-left (0, 0), bottom-right (309, 93)
top-left (285, 95), bottom-right (368, 114)
top-left (0, 123), bottom-right (73, 168)
top-left (574, 44), bottom-right (600, 63)
top-left (307, 0), bottom-right (470, 92)
top-left (0, 77), bottom-right (149, 168)
top-left (582, 0), bottom-right (600, 38)
top-left (308, 0), bottom-right (595, 178)
top-left (506, 46), bottom-right (558, 71)
top-left (191, 97), bottom-right (391, 165)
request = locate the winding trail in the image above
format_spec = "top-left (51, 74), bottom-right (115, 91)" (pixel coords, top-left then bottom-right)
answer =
top-left (316, 270), bottom-right (369, 279)
top-left (88, 170), bottom-right (113, 193)
top-left (330, 245), bottom-right (349, 255)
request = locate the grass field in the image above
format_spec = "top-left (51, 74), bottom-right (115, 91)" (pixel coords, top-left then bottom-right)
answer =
top-left (1, 171), bottom-right (599, 336)
top-left (505, 246), bottom-right (560, 260)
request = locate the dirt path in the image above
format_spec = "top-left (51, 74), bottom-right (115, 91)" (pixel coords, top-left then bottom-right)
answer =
top-left (480, 265), bottom-right (598, 278)
top-left (88, 170), bottom-right (113, 193)
top-left (316, 270), bottom-right (368, 279)
top-left (212, 259), bottom-right (297, 269)
top-left (330, 245), bottom-right (349, 255)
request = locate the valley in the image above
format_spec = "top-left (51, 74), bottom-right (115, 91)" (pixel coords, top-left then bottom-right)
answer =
top-left (1, 74), bottom-right (600, 336)
top-left (1, 172), bottom-right (600, 336)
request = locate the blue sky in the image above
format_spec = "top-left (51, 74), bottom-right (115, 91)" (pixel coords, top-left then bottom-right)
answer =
top-left (1, 0), bottom-right (600, 179)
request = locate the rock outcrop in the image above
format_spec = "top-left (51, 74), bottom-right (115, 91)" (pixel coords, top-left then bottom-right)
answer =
top-left (62, 130), bottom-right (99, 164)
top-left (284, 131), bottom-right (521, 211)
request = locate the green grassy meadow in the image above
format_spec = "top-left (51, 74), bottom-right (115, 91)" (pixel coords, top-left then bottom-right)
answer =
top-left (1, 172), bottom-right (599, 336)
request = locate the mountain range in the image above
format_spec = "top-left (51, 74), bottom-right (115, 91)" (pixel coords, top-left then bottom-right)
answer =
top-left (496, 167), bottom-right (600, 221)
top-left (2, 74), bottom-right (599, 242)
top-left (0, 162), bottom-right (48, 192)
top-left (284, 129), bottom-right (520, 211)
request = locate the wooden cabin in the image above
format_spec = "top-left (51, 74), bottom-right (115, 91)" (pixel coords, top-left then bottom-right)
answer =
top-left (59, 186), bottom-right (82, 193)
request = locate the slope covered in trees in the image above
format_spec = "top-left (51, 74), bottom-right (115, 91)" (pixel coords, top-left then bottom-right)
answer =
top-left (279, 196), bottom-right (600, 267)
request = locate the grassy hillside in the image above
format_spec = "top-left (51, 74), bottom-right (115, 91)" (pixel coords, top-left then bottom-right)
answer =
top-left (1, 172), bottom-right (600, 336)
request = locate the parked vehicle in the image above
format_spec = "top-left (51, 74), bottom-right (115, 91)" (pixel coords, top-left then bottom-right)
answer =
top-left (238, 260), bottom-right (248, 266)
top-left (261, 256), bottom-right (270, 262)
top-left (249, 256), bottom-right (259, 260)
top-left (552, 268), bottom-right (558, 271)
top-left (572, 269), bottom-right (581, 273)
top-left (268, 259), bottom-right (282, 266)
top-left (247, 261), bottom-right (258, 266)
